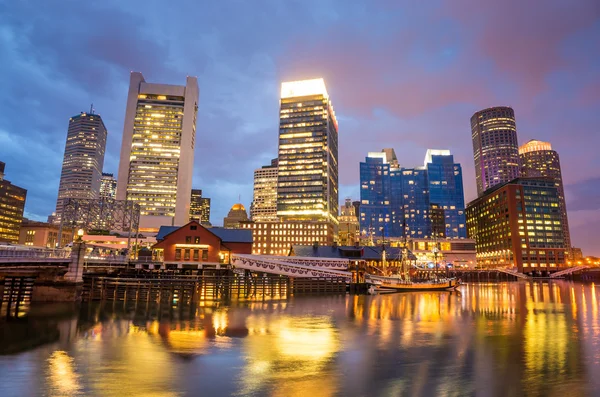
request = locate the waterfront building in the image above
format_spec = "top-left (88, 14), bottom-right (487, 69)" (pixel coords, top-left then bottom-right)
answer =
top-left (290, 245), bottom-right (409, 269)
top-left (465, 178), bottom-right (565, 273)
top-left (100, 173), bottom-right (117, 198)
top-left (0, 162), bottom-right (27, 243)
top-left (387, 237), bottom-right (477, 268)
top-left (55, 110), bottom-right (107, 222)
top-left (519, 139), bottom-right (571, 256)
top-left (251, 159), bottom-right (279, 222)
top-left (241, 220), bottom-right (334, 256)
top-left (153, 221), bottom-right (252, 267)
top-left (425, 150), bottom-right (467, 238)
top-left (82, 233), bottom-right (156, 251)
top-left (277, 78), bottom-right (339, 242)
top-left (116, 72), bottom-right (199, 232)
top-left (223, 203), bottom-right (249, 229)
top-left (359, 149), bottom-right (466, 241)
top-left (19, 219), bottom-right (72, 248)
top-left (338, 198), bottom-right (360, 246)
top-left (359, 152), bottom-right (392, 240)
top-left (471, 106), bottom-right (521, 196)
top-left (189, 189), bottom-right (211, 224)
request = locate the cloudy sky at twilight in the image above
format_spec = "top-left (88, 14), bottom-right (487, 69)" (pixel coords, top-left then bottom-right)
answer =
top-left (0, 0), bottom-right (598, 255)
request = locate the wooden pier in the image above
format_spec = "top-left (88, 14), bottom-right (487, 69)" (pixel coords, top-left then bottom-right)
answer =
top-left (82, 272), bottom-right (347, 303)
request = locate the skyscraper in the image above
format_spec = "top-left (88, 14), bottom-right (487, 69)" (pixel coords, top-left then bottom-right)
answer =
top-left (471, 106), bottom-right (521, 196)
top-left (359, 152), bottom-right (392, 240)
top-left (55, 110), bottom-right (107, 221)
top-left (425, 150), bottom-right (467, 238)
top-left (116, 72), bottom-right (199, 232)
top-left (519, 139), bottom-right (571, 254)
top-left (0, 161), bottom-right (27, 243)
top-left (100, 173), bottom-right (117, 198)
top-left (277, 78), bottom-right (339, 239)
top-left (190, 189), bottom-right (211, 224)
top-left (251, 158), bottom-right (278, 222)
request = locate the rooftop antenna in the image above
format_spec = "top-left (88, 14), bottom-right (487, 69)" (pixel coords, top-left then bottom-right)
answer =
top-left (90, 103), bottom-right (95, 114)
top-left (238, 194), bottom-right (241, 203)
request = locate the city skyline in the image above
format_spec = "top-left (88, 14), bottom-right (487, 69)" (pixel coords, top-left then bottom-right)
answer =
top-left (0, 1), bottom-right (598, 255)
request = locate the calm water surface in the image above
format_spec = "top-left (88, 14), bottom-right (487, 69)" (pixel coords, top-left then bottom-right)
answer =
top-left (0, 281), bottom-right (599, 397)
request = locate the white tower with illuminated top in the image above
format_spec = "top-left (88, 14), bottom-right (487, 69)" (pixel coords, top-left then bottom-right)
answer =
top-left (116, 72), bottom-right (199, 232)
top-left (276, 78), bottom-right (339, 231)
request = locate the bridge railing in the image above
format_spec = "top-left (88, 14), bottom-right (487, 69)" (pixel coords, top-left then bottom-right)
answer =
top-left (0, 247), bottom-right (71, 259)
top-left (550, 265), bottom-right (589, 278)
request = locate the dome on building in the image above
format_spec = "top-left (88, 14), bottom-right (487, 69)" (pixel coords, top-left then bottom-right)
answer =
top-left (231, 203), bottom-right (246, 212)
top-left (224, 203), bottom-right (249, 229)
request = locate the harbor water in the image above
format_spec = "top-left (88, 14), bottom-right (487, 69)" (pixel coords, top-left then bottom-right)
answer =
top-left (0, 281), bottom-right (599, 396)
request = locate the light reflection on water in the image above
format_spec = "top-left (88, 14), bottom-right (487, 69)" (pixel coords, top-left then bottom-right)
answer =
top-left (0, 282), bottom-right (599, 396)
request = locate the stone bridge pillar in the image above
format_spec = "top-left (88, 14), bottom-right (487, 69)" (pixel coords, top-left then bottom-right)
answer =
top-left (65, 242), bottom-right (85, 283)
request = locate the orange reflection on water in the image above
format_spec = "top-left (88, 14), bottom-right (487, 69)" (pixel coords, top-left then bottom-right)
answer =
top-left (240, 314), bottom-right (339, 396)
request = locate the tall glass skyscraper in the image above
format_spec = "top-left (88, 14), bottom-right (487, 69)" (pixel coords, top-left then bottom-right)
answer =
top-left (117, 72), bottom-right (199, 232)
top-left (471, 106), bottom-right (521, 196)
top-left (399, 167), bottom-right (431, 239)
top-left (359, 153), bottom-right (391, 240)
top-left (55, 110), bottom-right (107, 222)
top-left (519, 139), bottom-right (571, 254)
top-left (276, 78), bottom-right (339, 233)
top-left (425, 150), bottom-right (467, 238)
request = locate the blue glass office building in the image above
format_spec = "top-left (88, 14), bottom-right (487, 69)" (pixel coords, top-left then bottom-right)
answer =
top-left (359, 154), bottom-right (391, 239)
top-left (425, 150), bottom-right (467, 238)
top-left (359, 149), bottom-right (466, 241)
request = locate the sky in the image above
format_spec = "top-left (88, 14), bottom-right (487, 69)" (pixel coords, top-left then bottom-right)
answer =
top-left (0, 0), bottom-right (598, 255)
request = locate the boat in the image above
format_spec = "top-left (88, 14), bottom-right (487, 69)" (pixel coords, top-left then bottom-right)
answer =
top-left (366, 274), bottom-right (460, 292)
top-left (365, 232), bottom-right (461, 292)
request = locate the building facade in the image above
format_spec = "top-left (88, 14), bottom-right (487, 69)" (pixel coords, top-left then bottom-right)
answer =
top-left (359, 153), bottom-right (392, 241)
top-left (251, 158), bottom-right (278, 222)
top-left (241, 220), bottom-right (335, 256)
top-left (359, 149), bottom-right (466, 242)
top-left (153, 221), bottom-right (252, 268)
top-left (338, 198), bottom-right (360, 246)
top-left (19, 219), bottom-right (72, 248)
top-left (277, 79), bottom-right (339, 240)
top-left (189, 189), bottom-right (211, 224)
top-left (116, 72), bottom-right (199, 232)
top-left (519, 139), bottom-right (571, 256)
top-left (425, 150), bottom-right (467, 238)
top-left (55, 111), bottom-right (107, 222)
top-left (223, 203), bottom-right (249, 229)
top-left (466, 178), bottom-right (565, 273)
top-left (471, 107), bottom-right (521, 196)
top-left (100, 173), bottom-right (117, 198)
top-left (0, 162), bottom-right (27, 243)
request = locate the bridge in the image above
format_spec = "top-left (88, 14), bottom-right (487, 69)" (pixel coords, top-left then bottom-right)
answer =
top-left (550, 265), bottom-right (589, 278)
top-left (495, 267), bottom-right (531, 280)
top-left (231, 254), bottom-right (353, 281)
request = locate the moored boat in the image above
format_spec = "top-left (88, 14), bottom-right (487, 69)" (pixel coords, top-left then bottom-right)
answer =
top-left (366, 274), bottom-right (460, 292)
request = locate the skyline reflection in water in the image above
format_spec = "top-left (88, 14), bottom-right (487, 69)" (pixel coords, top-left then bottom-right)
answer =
top-left (0, 282), bottom-right (598, 396)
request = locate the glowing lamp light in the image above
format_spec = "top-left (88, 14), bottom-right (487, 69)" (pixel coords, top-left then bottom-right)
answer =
top-left (77, 229), bottom-right (84, 237)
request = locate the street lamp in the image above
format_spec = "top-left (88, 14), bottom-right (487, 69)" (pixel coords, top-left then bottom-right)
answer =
top-left (76, 229), bottom-right (84, 242)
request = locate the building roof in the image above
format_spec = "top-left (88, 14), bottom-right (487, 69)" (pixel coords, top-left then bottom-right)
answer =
top-left (155, 222), bottom-right (252, 244)
top-left (231, 203), bottom-right (246, 211)
top-left (290, 245), bottom-right (415, 261)
top-left (155, 226), bottom-right (180, 241)
top-left (210, 227), bottom-right (253, 243)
